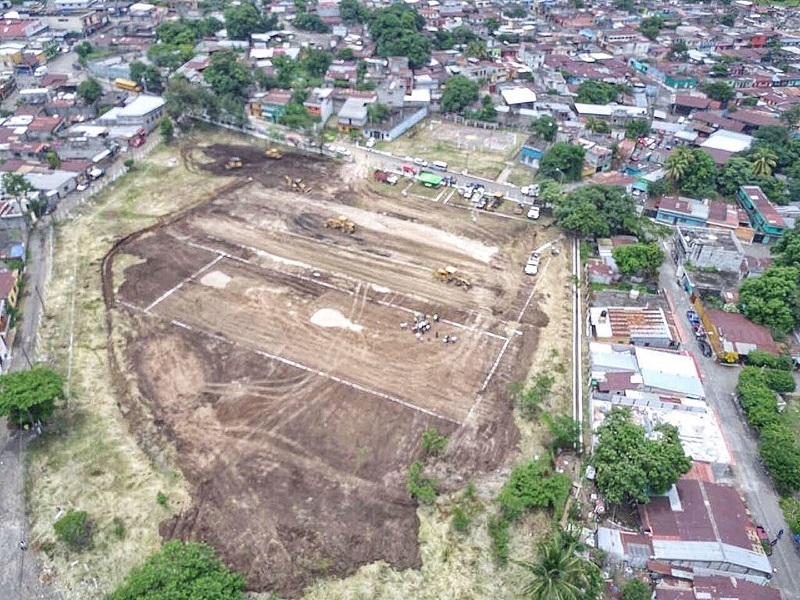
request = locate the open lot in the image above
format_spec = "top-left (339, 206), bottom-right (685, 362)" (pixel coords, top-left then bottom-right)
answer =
top-left (105, 144), bottom-right (548, 597)
top-left (381, 120), bottom-right (526, 180)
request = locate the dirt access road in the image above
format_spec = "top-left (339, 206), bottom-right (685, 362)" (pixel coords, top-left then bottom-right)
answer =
top-left (103, 144), bottom-right (555, 597)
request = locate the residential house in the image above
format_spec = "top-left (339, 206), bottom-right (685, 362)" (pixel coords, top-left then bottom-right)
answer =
top-left (518, 144), bottom-right (543, 166)
top-left (337, 96), bottom-right (370, 133)
top-left (588, 306), bottom-right (676, 349)
top-left (656, 196), bottom-right (710, 227)
top-left (303, 88), bottom-right (334, 126)
top-left (0, 268), bottom-right (17, 370)
top-left (737, 186), bottom-right (787, 244)
top-left (598, 476), bottom-right (773, 586)
top-left (655, 576), bottom-right (780, 600)
top-left (695, 307), bottom-right (780, 359)
top-left (672, 227), bottom-right (744, 275)
top-left (96, 95), bottom-right (165, 132)
top-left (251, 89), bottom-right (292, 123)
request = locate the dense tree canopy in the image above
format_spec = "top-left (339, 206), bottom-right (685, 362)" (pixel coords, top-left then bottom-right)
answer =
top-left (224, 2), bottom-right (278, 40)
top-left (664, 147), bottom-right (716, 198)
top-left (638, 16), bottom-right (664, 40)
top-left (129, 61), bottom-right (163, 92)
top-left (760, 424), bottom-right (800, 495)
top-left (575, 80), bottom-right (624, 104)
top-left (612, 242), bottom-right (665, 278)
top-left (772, 223), bottom-right (800, 267)
top-left (0, 367), bottom-right (64, 425)
top-left (539, 142), bottom-right (586, 182)
top-left (716, 157), bottom-right (754, 197)
top-left (739, 266), bottom-right (800, 335)
top-left (108, 541), bottom-right (246, 600)
top-left (531, 115), bottom-right (558, 141)
top-left (368, 4), bottom-right (431, 68)
top-left (294, 12), bottom-right (331, 33)
top-left (77, 78), bottom-right (103, 104)
top-left (440, 75), bottom-right (479, 114)
top-left (624, 119), bottom-right (651, 140)
top-left (339, 0), bottom-right (369, 24)
top-left (700, 80), bottom-right (735, 104)
top-left (203, 49), bottom-right (253, 100)
top-left (592, 408), bottom-right (691, 504)
top-left (554, 185), bottom-right (639, 238)
top-left (622, 579), bottom-right (652, 600)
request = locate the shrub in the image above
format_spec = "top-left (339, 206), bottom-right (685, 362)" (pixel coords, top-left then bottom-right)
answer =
top-left (763, 368), bottom-right (796, 394)
top-left (112, 516), bottom-right (126, 539)
top-left (156, 491), bottom-right (168, 507)
top-left (420, 428), bottom-right (448, 456)
top-left (451, 507), bottom-right (470, 532)
top-left (406, 461), bottom-right (437, 504)
top-left (760, 424), bottom-right (800, 494)
top-left (513, 373), bottom-right (555, 418)
top-left (488, 516), bottom-right (510, 564)
top-left (744, 350), bottom-right (794, 371)
top-left (779, 496), bottom-right (800, 534)
top-left (497, 459), bottom-right (572, 522)
top-left (54, 510), bottom-right (92, 551)
top-left (123, 158), bottom-right (135, 169)
top-left (622, 578), bottom-right (652, 600)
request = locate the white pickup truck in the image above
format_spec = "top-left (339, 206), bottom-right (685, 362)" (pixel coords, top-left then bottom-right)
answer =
top-left (524, 251), bottom-right (541, 276)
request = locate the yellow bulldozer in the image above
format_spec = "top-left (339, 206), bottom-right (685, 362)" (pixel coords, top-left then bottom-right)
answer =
top-left (433, 266), bottom-right (472, 289)
top-left (265, 147), bottom-right (283, 159)
top-left (284, 175), bottom-right (311, 193)
top-left (325, 215), bottom-right (356, 234)
top-left (224, 156), bottom-right (243, 170)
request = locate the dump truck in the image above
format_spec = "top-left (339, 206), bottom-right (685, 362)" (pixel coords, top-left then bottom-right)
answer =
top-left (373, 170), bottom-right (398, 185)
top-left (265, 147), bottom-right (283, 159)
top-left (433, 266), bottom-right (472, 289)
top-left (325, 215), bottom-right (356, 234)
top-left (284, 175), bottom-right (310, 192)
top-left (224, 156), bottom-right (243, 170)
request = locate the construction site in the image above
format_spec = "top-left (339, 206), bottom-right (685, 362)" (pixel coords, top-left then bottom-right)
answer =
top-left (103, 143), bottom-right (556, 597)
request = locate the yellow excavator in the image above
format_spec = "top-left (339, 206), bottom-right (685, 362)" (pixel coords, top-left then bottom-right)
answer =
top-left (284, 175), bottom-right (310, 193)
top-left (265, 147), bottom-right (283, 159)
top-left (224, 156), bottom-right (243, 170)
top-left (433, 266), bottom-right (472, 289)
top-left (325, 215), bottom-right (356, 234)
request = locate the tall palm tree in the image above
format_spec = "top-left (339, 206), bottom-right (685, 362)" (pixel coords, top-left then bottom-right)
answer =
top-left (750, 147), bottom-right (778, 176)
top-left (664, 147), bottom-right (690, 190)
top-left (519, 529), bottom-right (602, 600)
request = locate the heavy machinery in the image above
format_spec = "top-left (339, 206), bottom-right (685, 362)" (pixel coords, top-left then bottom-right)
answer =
top-left (265, 147), bottom-right (283, 159)
top-left (433, 266), bottom-right (472, 289)
top-left (224, 156), bottom-right (243, 170)
top-left (325, 215), bottom-right (356, 234)
top-left (284, 175), bottom-right (311, 193)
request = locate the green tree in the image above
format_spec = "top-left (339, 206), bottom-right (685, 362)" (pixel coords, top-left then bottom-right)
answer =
top-left (750, 147), bottom-right (778, 177)
top-left (466, 40), bottom-right (488, 59)
top-left (681, 149), bottom-right (717, 198)
top-left (441, 75), bottom-right (479, 114)
top-left (544, 414), bottom-right (581, 452)
top-left (367, 102), bottom-right (390, 124)
top-left (224, 2), bottom-right (277, 40)
top-left (77, 77), bottom-right (103, 103)
top-left (54, 510), bottom-right (93, 551)
top-left (299, 47), bottom-right (332, 78)
top-left (407, 461), bottom-right (437, 503)
top-left (638, 16), bottom-right (664, 40)
top-left (622, 579), bottom-right (652, 600)
top-left (664, 147), bottom-right (690, 187)
top-left (2, 172), bottom-right (35, 216)
top-left (44, 150), bottom-right (61, 170)
top-left (147, 43), bottom-right (194, 70)
top-left (772, 223), bottom-right (800, 266)
top-left (647, 177), bottom-right (671, 198)
top-left (624, 119), bottom-right (651, 140)
top-left (165, 74), bottom-right (219, 122)
top-left (592, 408), bottom-right (691, 504)
top-left (279, 102), bottom-right (316, 130)
top-left (339, 0), bottom-right (368, 24)
top-left (511, 373), bottom-right (555, 418)
top-left (760, 424), bottom-right (800, 494)
top-left (74, 41), bottom-right (93, 64)
top-left (554, 185), bottom-right (639, 238)
top-left (720, 13), bottom-right (735, 27)
top-left (576, 80), bottom-right (622, 104)
top-left (129, 61), bottom-right (163, 92)
top-left (519, 528), bottom-right (603, 600)
top-left (368, 4), bottom-right (431, 68)
top-left (611, 242), bottom-right (665, 278)
top-left (701, 80), bottom-right (735, 104)
top-left (336, 47), bottom-right (355, 61)
top-left (539, 142), bottom-right (586, 182)
top-left (159, 117), bottom-right (175, 143)
top-left (294, 12), bottom-right (331, 33)
top-left (0, 367), bottom-right (63, 425)
top-left (716, 157), bottom-right (754, 197)
top-left (109, 541), bottom-right (246, 600)
top-left (739, 265), bottom-right (800, 335)
top-left (532, 115), bottom-right (558, 140)
top-left (585, 117), bottom-right (610, 134)
top-left (202, 49), bottom-right (253, 100)
top-left (780, 105), bottom-right (800, 129)
top-left (478, 94), bottom-right (497, 121)
top-left (669, 40), bottom-right (688, 60)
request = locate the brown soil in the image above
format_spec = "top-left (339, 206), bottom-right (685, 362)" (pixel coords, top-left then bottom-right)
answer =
top-left (103, 145), bottom-right (549, 597)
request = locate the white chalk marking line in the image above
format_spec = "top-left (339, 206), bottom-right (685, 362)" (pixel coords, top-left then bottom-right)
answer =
top-left (466, 257), bottom-right (553, 423)
top-left (182, 239), bottom-right (508, 341)
top-left (166, 316), bottom-right (461, 425)
top-left (144, 254), bottom-right (224, 312)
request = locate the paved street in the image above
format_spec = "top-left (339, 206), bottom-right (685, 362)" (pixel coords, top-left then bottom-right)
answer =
top-left (659, 240), bottom-right (800, 598)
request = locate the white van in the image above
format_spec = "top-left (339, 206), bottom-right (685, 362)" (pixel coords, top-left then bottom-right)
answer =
top-left (432, 160), bottom-right (448, 172)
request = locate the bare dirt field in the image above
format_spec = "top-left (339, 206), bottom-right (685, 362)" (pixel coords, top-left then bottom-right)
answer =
top-left (104, 144), bottom-right (550, 597)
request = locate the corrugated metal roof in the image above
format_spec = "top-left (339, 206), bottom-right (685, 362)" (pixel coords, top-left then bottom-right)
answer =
top-left (652, 540), bottom-right (771, 575)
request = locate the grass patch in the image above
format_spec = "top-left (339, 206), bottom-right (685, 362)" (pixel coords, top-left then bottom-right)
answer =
top-left (505, 164), bottom-right (536, 187)
top-left (27, 133), bottom-right (247, 597)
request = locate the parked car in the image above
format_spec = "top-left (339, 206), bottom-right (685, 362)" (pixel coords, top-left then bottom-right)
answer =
top-left (413, 157), bottom-right (428, 167)
top-left (527, 206), bottom-right (540, 220)
top-left (686, 310), bottom-right (701, 325)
